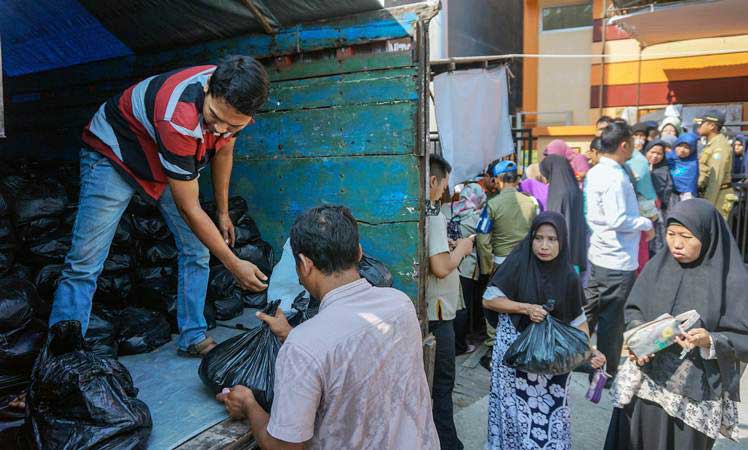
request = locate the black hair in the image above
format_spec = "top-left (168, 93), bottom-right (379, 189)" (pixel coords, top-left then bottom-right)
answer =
top-left (590, 137), bottom-right (602, 151)
top-left (600, 121), bottom-right (632, 154)
top-left (485, 159), bottom-right (501, 177)
top-left (596, 115), bottom-right (613, 126)
top-left (290, 205), bottom-right (360, 275)
top-left (430, 154), bottom-right (452, 181)
top-left (612, 117), bottom-right (629, 126)
top-left (499, 172), bottom-right (519, 183)
top-left (207, 55), bottom-right (269, 116)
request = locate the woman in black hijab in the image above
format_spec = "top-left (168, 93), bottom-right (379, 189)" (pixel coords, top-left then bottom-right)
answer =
top-left (540, 155), bottom-right (587, 273)
top-left (483, 211), bottom-right (605, 450)
top-left (605, 199), bottom-right (748, 450)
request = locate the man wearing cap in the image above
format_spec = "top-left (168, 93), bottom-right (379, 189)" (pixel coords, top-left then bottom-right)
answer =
top-left (477, 160), bottom-right (538, 369)
top-left (696, 110), bottom-right (735, 219)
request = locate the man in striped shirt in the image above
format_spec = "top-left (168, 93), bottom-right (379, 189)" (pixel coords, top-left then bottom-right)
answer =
top-left (49, 55), bottom-right (270, 356)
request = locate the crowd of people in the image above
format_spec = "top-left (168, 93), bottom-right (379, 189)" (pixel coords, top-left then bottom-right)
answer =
top-left (431, 112), bottom-right (748, 450)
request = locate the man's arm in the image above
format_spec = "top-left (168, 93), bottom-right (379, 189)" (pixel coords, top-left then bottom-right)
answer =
top-left (429, 237), bottom-right (474, 279)
top-left (168, 178), bottom-right (267, 291)
top-left (211, 139), bottom-right (236, 246)
top-left (698, 149), bottom-right (712, 191)
top-left (217, 386), bottom-right (303, 450)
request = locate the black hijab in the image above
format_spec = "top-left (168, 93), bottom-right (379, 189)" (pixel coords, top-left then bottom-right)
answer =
top-left (645, 139), bottom-right (678, 212)
top-left (625, 199), bottom-right (748, 401)
top-left (487, 211), bottom-right (585, 331)
top-left (540, 155), bottom-right (587, 271)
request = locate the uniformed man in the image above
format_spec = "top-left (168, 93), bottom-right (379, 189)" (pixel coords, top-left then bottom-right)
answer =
top-left (696, 110), bottom-right (736, 220)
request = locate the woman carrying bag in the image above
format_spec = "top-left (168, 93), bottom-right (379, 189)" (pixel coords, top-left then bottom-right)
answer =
top-left (482, 211), bottom-right (605, 449)
top-left (605, 198), bottom-right (748, 450)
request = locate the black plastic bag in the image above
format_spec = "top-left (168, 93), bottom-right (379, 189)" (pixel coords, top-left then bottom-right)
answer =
top-left (234, 240), bottom-right (274, 277)
top-left (359, 254), bottom-right (393, 288)
top-left (137, 240), bottom-right (178, 266)
top-left (16, 217), bottom-right (60, 244)
top-left (109, 308), bottom-right (172, 356)
top-left (6, 264), bottom-right (34, 283)
top-left (1, 277), bottom-right (47, 322)
top-left (135, 265), bottom-right (175, 283)
top-left (233, 214), bottom-right (261, 245)
top-left (503, 301), bottom-right (591, 375)
top-left (0, 191), bottom-right (8, 217)
top-left (209, 266), bottom-right (266, 314)
top-left (0, 320), bottom-right (47, 370)
top-left (0, 279), bottom-right (35, 332)
top-left (85, 312), bottom-right (119, 359)
top-left (204, 302), bottom-right (217, 331)
top-left (25, 235), bottom-right (71, 265)
top-left (0, 218), bottom-right (13, 243)
top-left (127, 193), bottom-right (157, 217)
top-left (131, 278), bottom-right (179, 332)
top-left (113, 215), bottom-right (133, 245)
top-left (199, 301), bottom-right (281, 412)
top-left (34, 264), bottom-right (63, 300)
top-left (212, 293), bottom-right (245, 321)
top-left (103, 252), bottom-right (134, 273)
top-left (227, 196), bottom-right (249, 223)
top-left (289, 291), bottom-right (320, 326)
top-left (0, 250), bottom-right (14, 275)
top-left (132, 215), bottom-right (170, 241)
top-left (27, 320), bottom-right (152, 449)
top-left (0, 368), bottom-right (28, 430)
top-left (13, 181), bottom-right (67, 226)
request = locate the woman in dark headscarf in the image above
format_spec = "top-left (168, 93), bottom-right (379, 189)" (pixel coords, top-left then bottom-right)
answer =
top-left (483, 212), bottom-right (605, 450)
top-left (605, 199), bottom-right (748, 450)
top-left (540, 154), bottom-right (587, 272)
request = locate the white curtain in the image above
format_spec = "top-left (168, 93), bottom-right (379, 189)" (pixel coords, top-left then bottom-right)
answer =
top-left (433, 66), bottom-right (514, 187)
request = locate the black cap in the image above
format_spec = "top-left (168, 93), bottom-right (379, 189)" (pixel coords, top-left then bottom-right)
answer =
top-left (631, 122), bottom-right (649, 134)
top-left (695, 109), bottom-right (725, 126)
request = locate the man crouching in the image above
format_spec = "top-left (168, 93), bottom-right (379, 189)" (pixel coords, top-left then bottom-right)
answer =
top-left (218, 205), bottom-right (439, 450)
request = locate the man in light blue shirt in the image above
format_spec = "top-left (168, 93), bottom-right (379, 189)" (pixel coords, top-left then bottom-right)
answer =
top-left (584, 121), bottom-right (654, 377)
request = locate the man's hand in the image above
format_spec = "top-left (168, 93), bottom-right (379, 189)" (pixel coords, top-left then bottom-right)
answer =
top-left (217, 213), bottom-right (236, 247)
top-left (216, 385), bottom-right (254, 419)
top-left (257, 308), bottom-right (293, 342)
top-left (644, 228), bottom-right (656, 242)
top-left (230, 259), bottom-right (268, 292)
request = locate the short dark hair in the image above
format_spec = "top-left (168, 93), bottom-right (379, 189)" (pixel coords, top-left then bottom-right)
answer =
top-left (590, 137), bottom-right (602, 151)
top-left (596, 115), bottom-right (613, 126)
top-left (430, 154), bottom-right (452, 181)
top-left (499, 172), bottom-right (519, 183)
top-left (290, 205), bottom-right (360, 275)
top-left (612, 117), bottom-right (629, 126)
top-left (600, 121), bottom-right (632, 154)
top-left (208, 55), bottom-right (269, 116)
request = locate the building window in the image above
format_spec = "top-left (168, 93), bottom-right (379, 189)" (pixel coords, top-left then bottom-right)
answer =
top-left (542, 3), bottom-right (593, 31)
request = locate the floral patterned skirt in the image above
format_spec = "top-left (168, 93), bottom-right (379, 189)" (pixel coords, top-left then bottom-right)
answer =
top-left (486, 314), bottom-right (572, 450)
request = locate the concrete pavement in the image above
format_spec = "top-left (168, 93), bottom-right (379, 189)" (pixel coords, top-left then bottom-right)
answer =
top-left (453, 347), bottom-right (748, 449)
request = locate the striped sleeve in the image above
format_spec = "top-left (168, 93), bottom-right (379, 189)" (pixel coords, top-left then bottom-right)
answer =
top-left (154, 120), bottom-right (199, 180)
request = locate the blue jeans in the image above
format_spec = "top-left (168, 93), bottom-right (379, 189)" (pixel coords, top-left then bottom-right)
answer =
top-left (49, 149), bottom-right (211, 350)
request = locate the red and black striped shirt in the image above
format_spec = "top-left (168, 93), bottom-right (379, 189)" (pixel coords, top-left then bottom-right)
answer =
top-left (82, 65), bottom-right (235, 200)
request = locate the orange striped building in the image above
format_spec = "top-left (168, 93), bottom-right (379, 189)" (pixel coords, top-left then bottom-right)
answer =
top-left (523, 0), bottom-right (748, 152)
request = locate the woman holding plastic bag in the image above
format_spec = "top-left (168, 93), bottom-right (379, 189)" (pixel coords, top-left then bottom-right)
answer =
top-left (605, 199), bottom-right (748, 450)
top-left (482, 212), bottom-right (605, 449)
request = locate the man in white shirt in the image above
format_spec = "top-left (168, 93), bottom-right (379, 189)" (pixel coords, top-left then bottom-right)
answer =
top-left (584, 121), bottom-right (654, 377)
top-left (217, 205), bottom-right (439, 450)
